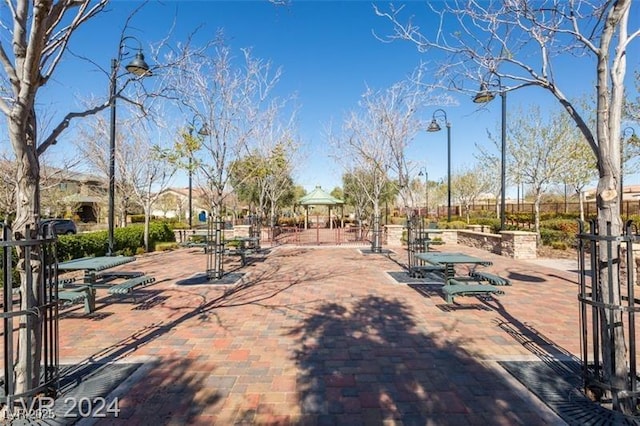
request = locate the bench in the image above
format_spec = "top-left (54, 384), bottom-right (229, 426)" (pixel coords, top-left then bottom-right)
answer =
top-left (107, 276), bottom-right (156, 301)
top-left (410, 262), bottom-right (446, 278)
top-left (98, 270), bottom-right (144, 279)
top-left (441, 279), bottom-right (503, 303)
top-left (224, 248), bottom-right (256, 265)
top-left (181, 241), bottom-right (209, 249)
top-left (469, 271), bottom-right (511, 286)
top-left (56, 277), bottom-right (77, 288)
top-left (57, 285), bottom-right (95, 313)
top-left (416, 237), bottom-right (445, 247)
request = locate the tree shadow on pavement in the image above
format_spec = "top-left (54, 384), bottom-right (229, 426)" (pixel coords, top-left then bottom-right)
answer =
top-left (286, 295), bottom-right (559, 424)
top-left (57, 252), bottom-right (353, 422)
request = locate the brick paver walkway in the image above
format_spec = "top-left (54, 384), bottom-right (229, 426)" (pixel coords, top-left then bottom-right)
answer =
top-left (55, 243), bottom-right (582, 425)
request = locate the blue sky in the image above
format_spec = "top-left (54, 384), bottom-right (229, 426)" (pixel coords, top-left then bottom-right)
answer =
top-left (40, 1), bottom-right (639, 195)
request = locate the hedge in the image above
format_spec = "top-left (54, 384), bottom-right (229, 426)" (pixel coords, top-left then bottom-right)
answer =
top-left (56, 222), bottom-right (175, 261)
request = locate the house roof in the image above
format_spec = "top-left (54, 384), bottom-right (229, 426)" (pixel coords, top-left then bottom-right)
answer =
top-left (298, 186), bottom-right (344, 206)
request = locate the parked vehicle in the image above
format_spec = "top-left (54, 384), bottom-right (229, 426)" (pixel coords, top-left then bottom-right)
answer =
top-left (40, 218), bottom-right (77, 235)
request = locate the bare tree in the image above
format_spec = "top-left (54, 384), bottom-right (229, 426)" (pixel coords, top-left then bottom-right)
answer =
top-left (376, 1), bottom-right (638, 411)
top-left (558, 135), bottom-right (597, 221)
top-left (75, 113), bottom-right (139, 228)
top-left (164, 40), bottom-right (282, 221)
top-left (451, 164), bottom-right (492, 224)
top-left (330, 68), bottom-right (438, 248)
top-left (342, 169), bottom-right (372, 238)
top-left (494, 106), bottom-right (575, 237)
top-left (254, 105), bottom-right (300, 226)
top-left (474, 137), bottom-right (502, 219)
top-left (121, 118), bottom-right (176, 252)
top-left (0, 0), bottom-right (114, 396)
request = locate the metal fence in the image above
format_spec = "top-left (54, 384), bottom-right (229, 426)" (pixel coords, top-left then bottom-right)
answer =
top-left (1, 223), bottom-right (60, 408)
top-left (448, 200), bottom-right (640, 218)
top-left (577, 220), bottom-right (640, 414)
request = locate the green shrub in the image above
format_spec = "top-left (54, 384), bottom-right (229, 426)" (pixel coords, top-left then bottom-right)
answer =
top-left (156, 242), bottom-right (179, 251)
top-left (551, 241), bottom-right (568, 250)
top-left (129, 215), bottom-right (145, 223)
top-left (56, 221), bottom-right (176, 260)
top-left (170, 221), bottom-right (190, 230)
top-left (226, 239), bottom-right (241, 248)
top-left (540, 219), bottom-right (579, 234)
top-left (147, 221), bottom-right (176, 247)
top-left (474, 218), bottom-right (501, 233)
top-left (626, 215), bottom-right (640, 228)
top-left (538, 228), bottom-right (575, 247)
top-left (441, 220), bottom-right (467, 229)
top-left (539, 228), bottom-right (560, 246)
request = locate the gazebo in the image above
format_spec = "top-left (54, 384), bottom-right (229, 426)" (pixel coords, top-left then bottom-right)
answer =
top-left (298, 186), bottom-right (344, 229)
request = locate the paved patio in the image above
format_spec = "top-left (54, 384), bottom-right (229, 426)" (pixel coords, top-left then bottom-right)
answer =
top-left (54, 242), bottom-right (589, 425)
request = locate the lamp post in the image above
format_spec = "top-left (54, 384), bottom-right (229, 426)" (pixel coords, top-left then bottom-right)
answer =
top-left (621, 127), bottom-right (637, 214)
top-left (186, 118), bottom-right (209, 228)
top-left (418, 168), bottom-right (428, 218)
top-left (473, 80), bottom-right (507, 231)
top-left (107, 38), bottom-right (151, 256)
top-left (188, 138), bottom-right (193, 229)
top-left (426, 109), bottom-right (451, 222)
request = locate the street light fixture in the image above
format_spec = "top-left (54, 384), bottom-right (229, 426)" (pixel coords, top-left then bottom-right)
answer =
top-left (473, 78), bottom-right (507, 231)
top-left (418, 168), bottom-right (429, 218)
top-left (621, 127), bottom-right (637, 212)
top-left (107, 37), bottom-right (151, 256)
top-left (426, 109), bottom-right (452, 222)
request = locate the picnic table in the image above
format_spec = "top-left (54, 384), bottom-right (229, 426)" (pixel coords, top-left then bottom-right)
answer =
top-left (57, 255), bottom-right (136, 284)
top-left (414, 252), bottom-right (492, 281)
top-left (183, 234), bottom-right (260, 260)
top-left (57, 256), bottom-right (154, 312)
top-left (413, 252), bottom-right (505, 303)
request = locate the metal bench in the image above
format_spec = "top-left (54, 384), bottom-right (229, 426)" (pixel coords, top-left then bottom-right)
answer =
top-left (469, 271), bottom-right (511, 286)
top-left (57, 285), bottom-right (95, 313)
top-left (56, 277), bottom-right (77, 288)
top-left (441, 279), bottom-right (503, 303)
top-left (224, 248), bottom-right (256, 265)
top-left (97, 270), bottom-right (144, 279)
top-left (107, 276), bottom-right (156, 301)
top-left (410, 262), bottom-right (446, 278)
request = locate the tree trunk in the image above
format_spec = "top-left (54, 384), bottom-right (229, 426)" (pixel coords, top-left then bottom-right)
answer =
top-left (11, 116), bottom-right (43, 395)
top-left (144, 203), bottom-right (151, 252)
top-left (534, 190), bottom-right (542, 243)
top-left (592, 1), bottom-right (630, 409)
top-left (597, 175), bottom-right (629, 412)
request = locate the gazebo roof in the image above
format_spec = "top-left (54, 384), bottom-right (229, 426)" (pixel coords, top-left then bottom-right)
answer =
top-left (298, 186), bottom-right (344, 206)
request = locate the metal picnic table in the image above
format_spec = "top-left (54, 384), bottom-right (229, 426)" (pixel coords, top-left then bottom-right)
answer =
top-left (57, 256), bottom-right (136, 284)
top-left (56, 256), bottom-right (137, 313)
top-left (414, 252), bottom-right (492, 281)
top-left (413, 252), bottom-right (508, 303)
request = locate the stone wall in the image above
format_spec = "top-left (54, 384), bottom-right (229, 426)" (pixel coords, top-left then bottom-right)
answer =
top-left (383, 225), bottom-right (537, 259)
top-left (500, 231), bottom-right (538, 259)
top-left (457, 230), bottom-right (502, 254)
top-left (234, 224), bottom-right (251, 238)
top-left (385, 224), bottom-right (404, 247)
